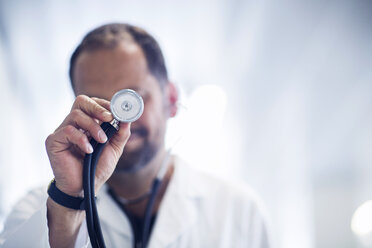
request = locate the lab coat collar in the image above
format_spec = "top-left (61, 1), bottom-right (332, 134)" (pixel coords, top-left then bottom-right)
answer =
top-left (97, 184), bottom-right (133, 239)
top-left (149, 156), bottom-right (202, 246)
top-left (97, 156), bottom-right (204, 246)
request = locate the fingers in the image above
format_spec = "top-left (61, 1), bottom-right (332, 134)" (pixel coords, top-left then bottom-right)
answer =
top-left (59, 109), bottom-right (108, 143)
top-left (55, 95), bottom-right (113, 144)
top-left (91, 97), bottom-right (111, 111)
top-left (72, 95), bottom-right (113, 123)
top-left (47, 125), bottom-right (93, 154)
top-left (89, 97), bottom-right (132, 148)
top-left (50, 95), bottom-right (118, 155)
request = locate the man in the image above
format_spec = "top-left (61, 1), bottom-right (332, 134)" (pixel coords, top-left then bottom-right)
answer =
top-left (0, 23), bottom-right (270, 248)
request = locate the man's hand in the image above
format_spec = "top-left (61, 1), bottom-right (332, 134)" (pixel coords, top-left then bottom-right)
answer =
top-left (45, 95), bottom-right (130, 248)
top-left (45, 95), bottom-right (130, 196)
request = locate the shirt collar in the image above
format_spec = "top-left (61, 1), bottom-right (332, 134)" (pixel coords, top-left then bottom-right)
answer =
top-left (97, 155), bottom-right (203, 245)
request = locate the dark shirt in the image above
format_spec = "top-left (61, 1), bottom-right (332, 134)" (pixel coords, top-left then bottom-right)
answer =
top-left (108, 188), bottom-right (156, 248)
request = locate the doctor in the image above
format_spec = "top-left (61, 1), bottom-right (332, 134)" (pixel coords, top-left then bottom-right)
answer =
top-left (0, 23), bottom-right (270, 248)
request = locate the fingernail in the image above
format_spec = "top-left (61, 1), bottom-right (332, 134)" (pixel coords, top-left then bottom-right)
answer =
top-left (98, 130), bottom-right (108, 143)
top-left (86, 144), bottom-right (94, 153)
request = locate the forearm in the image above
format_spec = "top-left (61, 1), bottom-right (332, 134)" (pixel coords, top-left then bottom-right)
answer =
top-left (47, 197), bottom-right (85, 248)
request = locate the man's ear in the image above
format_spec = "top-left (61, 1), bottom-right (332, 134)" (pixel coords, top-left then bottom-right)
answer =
top-left (165, 82), bottom-right (178, 118)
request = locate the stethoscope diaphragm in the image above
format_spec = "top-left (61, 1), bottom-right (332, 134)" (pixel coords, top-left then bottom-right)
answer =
top-left (110, 89), bottom-right (144, 122)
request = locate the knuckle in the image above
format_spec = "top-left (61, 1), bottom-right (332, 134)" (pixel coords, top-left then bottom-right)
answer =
top-left (75, 95), bottom-right (89, 106)
top-left (78, 135), bottom-right (88, 144)
top-left (70, 109), bottom-right (81, 118)
top-left (45, 134), bottom-right (54, 148)
top-left (75, 94), bottom-right (88, 102)
top-left (89, 122), bottom-right (100, 132)
top-left (63, 125), bottom-right (75, 136)
top-left (93, 102), bottom-right (103, 113)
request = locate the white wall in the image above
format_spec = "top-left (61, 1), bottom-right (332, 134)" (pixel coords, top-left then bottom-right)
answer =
top-left (0, 0), bottom-right (372, 247)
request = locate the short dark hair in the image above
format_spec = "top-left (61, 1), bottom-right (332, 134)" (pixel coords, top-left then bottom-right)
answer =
top-left (69, 23), bottom-right (169, 90)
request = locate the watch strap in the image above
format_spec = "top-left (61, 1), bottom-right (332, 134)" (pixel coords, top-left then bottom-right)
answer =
top-left (47, 179), bottom-right (85, 210)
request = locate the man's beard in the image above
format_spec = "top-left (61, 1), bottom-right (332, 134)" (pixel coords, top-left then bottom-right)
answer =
top-left (114, 128), bottom-right (158, 173)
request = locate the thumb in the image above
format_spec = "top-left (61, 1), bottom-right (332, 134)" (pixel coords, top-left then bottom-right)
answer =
top-left (109, 122), bottom-right (131, 153)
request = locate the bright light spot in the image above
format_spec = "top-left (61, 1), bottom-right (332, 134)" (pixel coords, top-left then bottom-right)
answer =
top-left (351, 201), bottom-right (372, 238)
top-left (188, 84), bottom-right (227, 125)
top-left (166, 84), bottom-right (229, 175)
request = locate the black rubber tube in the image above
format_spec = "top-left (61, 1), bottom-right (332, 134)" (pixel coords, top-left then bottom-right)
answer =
top-left (90, 123), bottom-right (118, 247)
top-left (83, 122), bottom-right (118, 248)
top-left (90, 142), bottom-right (105, 248)
top-left (142, 179), bottom-right (161, 247)
top-left (83, 147), bottom-right (99, 247)
top-left (84, 121), bottom-right (159, 248)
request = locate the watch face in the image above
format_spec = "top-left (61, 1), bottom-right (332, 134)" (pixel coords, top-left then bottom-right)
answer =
top-left (110, 89), bottom-right (144, 123)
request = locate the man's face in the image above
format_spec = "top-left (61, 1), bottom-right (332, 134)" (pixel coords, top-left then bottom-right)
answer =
top-left (73, 42), bottom-right (172, 172)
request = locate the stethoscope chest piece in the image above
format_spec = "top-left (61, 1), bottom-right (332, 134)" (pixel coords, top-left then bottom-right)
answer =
top-left (110, 89), bottom-right (144, 122)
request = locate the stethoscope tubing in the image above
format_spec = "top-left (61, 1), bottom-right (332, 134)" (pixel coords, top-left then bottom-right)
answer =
top-left (83, 120), bottom-right (169, 248)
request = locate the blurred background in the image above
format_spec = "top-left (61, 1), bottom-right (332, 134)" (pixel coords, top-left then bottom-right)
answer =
top-left (0, 0), bottom-right (372, 247)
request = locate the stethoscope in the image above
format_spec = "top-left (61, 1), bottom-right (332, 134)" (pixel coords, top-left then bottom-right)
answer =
top-left (83, 89), bottom-right (168, 248)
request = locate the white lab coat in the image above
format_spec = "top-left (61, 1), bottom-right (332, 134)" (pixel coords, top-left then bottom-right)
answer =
top-left (0, 156), bottom-right (271, 248)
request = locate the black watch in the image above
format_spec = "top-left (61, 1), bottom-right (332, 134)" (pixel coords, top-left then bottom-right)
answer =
top-left (47, 179), bottom-right (85, 210)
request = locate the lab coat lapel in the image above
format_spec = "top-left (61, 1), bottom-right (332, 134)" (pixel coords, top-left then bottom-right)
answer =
top-left (97, 184), bottom-right (132, 238)
top-left (148, 157), bottom-right (202, 247)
